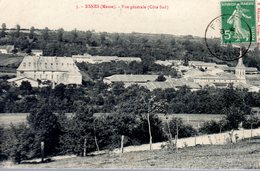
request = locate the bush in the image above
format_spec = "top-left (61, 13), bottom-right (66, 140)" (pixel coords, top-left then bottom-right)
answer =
top-left (28, 104), bottom-right (61, 157)
top-left (94, 113), bottom-right (165, 150)
top-left (167, 117), bottom-right (197, 138)
top-left (243, 116), bottom-right (260, 129)
top-left (1, 124), bottom-right (34, 164)
top-left (199, 120), bottom-right (222, 134)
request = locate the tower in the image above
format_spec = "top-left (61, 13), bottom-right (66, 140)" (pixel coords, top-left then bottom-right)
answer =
top-left (235, 49), bottom-right (246, 83)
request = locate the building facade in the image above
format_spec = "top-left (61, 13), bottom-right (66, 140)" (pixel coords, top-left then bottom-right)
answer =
top-left (8, 56), bottom-right (82, 87)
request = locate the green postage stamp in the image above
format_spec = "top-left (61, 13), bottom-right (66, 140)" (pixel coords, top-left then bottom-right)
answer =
top-left (221, 0), bottom-right (257, 44)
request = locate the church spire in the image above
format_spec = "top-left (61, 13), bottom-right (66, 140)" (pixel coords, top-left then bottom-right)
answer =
top-left (235, 48), bottom-right (246, 82)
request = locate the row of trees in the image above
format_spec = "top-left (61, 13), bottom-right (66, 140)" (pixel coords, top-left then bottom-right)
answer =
top-left (0, 78), bottom-right (259, 114)
top-left (1, 94), bottom-right (256, 164)
top-left (0, 23), bottom-right (259, 68)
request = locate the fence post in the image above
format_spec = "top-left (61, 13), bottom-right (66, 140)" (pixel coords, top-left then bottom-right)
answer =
top-left (41, 141), bottom-right (44, 163)
top-left (121, 135), bottom-right (124, 153)
top-left (83, 138), bottom-right (87, 157)
top-left (208, 136), bottom-right (212, 145)
top-left (175, 121), bottom-right (179, 152)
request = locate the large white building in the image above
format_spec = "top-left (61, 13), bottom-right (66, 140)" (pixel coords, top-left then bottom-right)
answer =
top-left (72, 54), bottom-right (141, 64)
top-left (8, 56), bottom-right (82, 87)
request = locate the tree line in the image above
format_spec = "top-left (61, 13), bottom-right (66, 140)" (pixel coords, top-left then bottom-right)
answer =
top-left (0, 23), bottom-right (260, 69)
top-left (0, 81), bottom-right (259, 163)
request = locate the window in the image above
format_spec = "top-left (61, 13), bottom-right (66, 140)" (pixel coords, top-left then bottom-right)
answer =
top-left (28, 62), bottom-right (31, 67)
top-left (23, 63), bottom-right (26, 67)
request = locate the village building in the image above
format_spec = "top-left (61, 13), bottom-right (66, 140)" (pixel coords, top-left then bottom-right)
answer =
top-left (189, 61), bottom-right (217, 70)
top-left (7, 56), bottom-right (82, 87)
top-left (103, 74), bottom-right (165, 85)
top-left (72, 54), bottom-right (142, 64)
top-left (0, 45), bottom-right (14, 54)
top-left (192, 57), bottom-right (247, 88)
top-left (31, 49), bottom-right (43, 56)
top-left (103, 74), bottom-right (200, 91)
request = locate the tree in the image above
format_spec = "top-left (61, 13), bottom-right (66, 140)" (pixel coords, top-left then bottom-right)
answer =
top-left (1, 23), bottom-right (6, 38)
top-left (1, 124), bottom-right (34, 164)
top-left (156, 74), bottom-right (166, 82)
top-left (57, 28), bottom-right (64, 42)
top-left (168, 117), bottom-right (197, 138)
top-left (27, 104), bottom-right (61, 157)
top-left (15, 24), bottom-right (20, 38)
top-left (29, 26), bottom-right (35, 39)
top-left (71, 29), bottom-right (78, 43)
top-left (59, 104), bottom-right (95, 155)
top-left (224, 106), bottom-right (247, 130)
top-left (199, 120), bottom-right (222, 134)
top-left (19, 81), bottom-right (32, 92)
top-left (42, 27), bottom-right (49, 41)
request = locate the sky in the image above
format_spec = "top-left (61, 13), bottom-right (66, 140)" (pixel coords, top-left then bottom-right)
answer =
top-left (0, 0), bottom-right (220, 37)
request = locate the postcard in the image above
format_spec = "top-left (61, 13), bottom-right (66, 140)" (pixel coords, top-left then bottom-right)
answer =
top-left (0, 0), bottom-right (259, 169)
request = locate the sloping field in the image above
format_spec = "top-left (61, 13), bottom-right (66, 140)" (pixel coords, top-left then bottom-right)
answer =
top-left (1, 137), bottom-right (260, 169)
top-left (157, 114), bottom-right (224, 128)
top-left (0, 55), bottom-right (23, 66)
top-left (0, 113), bottom-right (29, 128)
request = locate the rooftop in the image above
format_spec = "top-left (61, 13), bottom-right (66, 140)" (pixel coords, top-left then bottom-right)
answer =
top-left (17, 56), bottom-right (80, 72)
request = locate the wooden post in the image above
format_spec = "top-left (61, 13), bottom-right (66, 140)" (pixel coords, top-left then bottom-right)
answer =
top-left (93, 119), bottom-right (100, 151)
top-left (208, 136), bottom-right (212, 145)
top-left (166, 116), bottom-right (172, 144)
top-left (147, 113), bottom-right (152, 150)
top-left (83, 138), bottom-right (87, 157)
top-left (41, 141), bottom-right (44, 163)
top-left (250, 125), bottom-right (253, 140)
top-left (250, 113), bottom-right (253, 141)
top-left (175, 121), bottom-right (179, 151)
top-left (94, 135), bottom-right (100, 152)
top-left (121, 135), bottom-right (124, 153)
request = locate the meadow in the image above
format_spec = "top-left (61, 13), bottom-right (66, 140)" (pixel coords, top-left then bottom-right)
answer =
top-left (1, 137), bottom-right (259, 169)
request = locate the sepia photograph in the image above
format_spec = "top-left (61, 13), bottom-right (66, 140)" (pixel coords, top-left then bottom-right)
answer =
top-left (0, 0), bottom-right (259, 169)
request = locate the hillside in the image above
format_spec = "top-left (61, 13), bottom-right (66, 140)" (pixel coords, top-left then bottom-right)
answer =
top-left (0, 54), bottom-right (23, 67)
top-left (1, 137), bottom-right (259, 169)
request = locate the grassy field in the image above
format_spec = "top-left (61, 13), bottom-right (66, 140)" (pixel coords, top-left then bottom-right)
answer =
top-left (0, 113), bottom-right (223, 129)
top-left (1, 138), bottom-right (260, 169)
top-left (157, 114), bottom-right (224, 129)
top-left (0, 55), bottom-right (23, 66)
top-left (0, 113), bottom-right (29, 128)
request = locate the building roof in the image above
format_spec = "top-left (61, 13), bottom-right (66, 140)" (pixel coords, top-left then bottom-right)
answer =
top-left (7, 76), bottom-right (38, 83)
top-left (123, 78), bottom-right (201, 90)
top-left (17, 56), bottom-right (80, 72)
top-left (72, 55), bottom-right (141, 62)
top-left (224, 67), bottom-right (258, 72)
top-left (31, 49), bottom-right (43, 52)
top-left (104, 74), bottom-right (163, 83)
top-left (189, 61), bottom-right (217, 66)
top-left (0, 45), bottom-right (14, 49)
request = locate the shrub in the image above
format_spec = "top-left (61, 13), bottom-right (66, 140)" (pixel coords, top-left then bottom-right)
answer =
top-left (243, 116), bottom-right (260, 129)
top-left (167, 117), bottom-right (197, 138)
top-left (199, 120), bottom-right (222, 134)
top-left (1, 124), bottom-right (34, 164)
top-left (94, 113), bottom-right (165, 150)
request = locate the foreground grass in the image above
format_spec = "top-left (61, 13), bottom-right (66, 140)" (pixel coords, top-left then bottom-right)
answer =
top-left (1, 138), bottom-right (260, 169)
